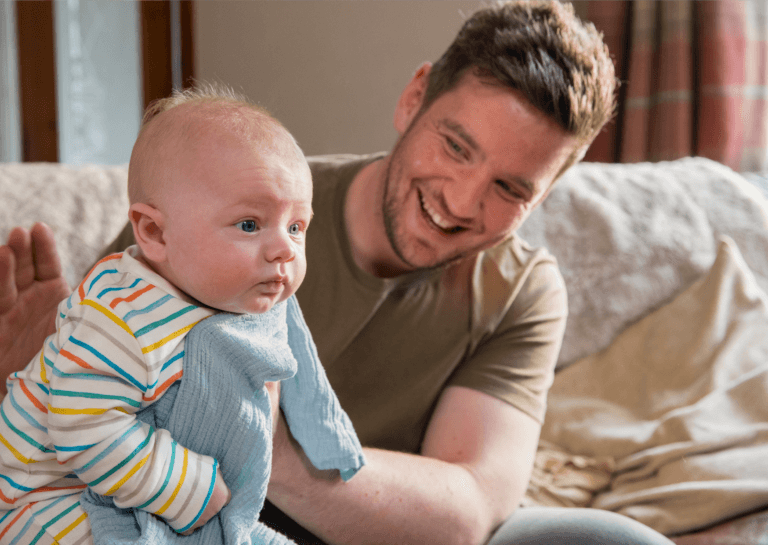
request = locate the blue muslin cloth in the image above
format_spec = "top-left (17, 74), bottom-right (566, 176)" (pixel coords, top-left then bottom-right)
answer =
top-left (80, 296), bottom-right (365, 544)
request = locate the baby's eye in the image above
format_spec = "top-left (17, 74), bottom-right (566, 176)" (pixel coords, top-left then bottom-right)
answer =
top-left (237, 220), bottom-right (257, 233)
top-left (288, 223), bottom-right (302, 236)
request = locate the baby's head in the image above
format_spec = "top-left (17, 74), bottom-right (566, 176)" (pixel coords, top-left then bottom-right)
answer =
top-left (127, 83), bottom-right (313, 315)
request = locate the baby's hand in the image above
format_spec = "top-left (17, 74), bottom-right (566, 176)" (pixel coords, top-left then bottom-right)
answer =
top-left (180, 465), bottom-right (230, 535)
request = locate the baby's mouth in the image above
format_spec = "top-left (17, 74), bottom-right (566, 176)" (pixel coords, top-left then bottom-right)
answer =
top-left (261, 277), bottom-right (286, 292)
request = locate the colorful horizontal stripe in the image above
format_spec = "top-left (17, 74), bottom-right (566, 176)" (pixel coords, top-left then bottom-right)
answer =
top-left (0, 250), bottom-right (218, 540)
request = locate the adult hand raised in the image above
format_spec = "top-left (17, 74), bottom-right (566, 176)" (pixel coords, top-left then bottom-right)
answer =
top-left (0, 223), bottom-right (71, 394)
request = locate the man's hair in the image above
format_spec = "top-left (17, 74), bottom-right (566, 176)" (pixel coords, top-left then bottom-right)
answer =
top-left (128, 82), bottom-right (305, 204)
top-left (424, 0), bottom-right (616, 169)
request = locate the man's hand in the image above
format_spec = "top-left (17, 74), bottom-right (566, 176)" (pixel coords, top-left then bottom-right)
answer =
top-left (0, 223), bottom-right (70, 393)
top-left (181, 382), bottom-right (279, 536)
top-left (264, 381), bottom-right (281, 435)
top-left (180, 466), bottom-right (231, 535)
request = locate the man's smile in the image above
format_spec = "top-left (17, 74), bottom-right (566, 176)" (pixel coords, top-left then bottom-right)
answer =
top-left (417, 189), bottom-right (466, 235)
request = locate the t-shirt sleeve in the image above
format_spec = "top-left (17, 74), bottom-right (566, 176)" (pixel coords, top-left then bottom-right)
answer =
top-left (447, 259), bottom-right (568, 423)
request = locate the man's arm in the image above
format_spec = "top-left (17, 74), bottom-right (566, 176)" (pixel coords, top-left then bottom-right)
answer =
top-left (0, 223), bottom-right (70, 393)
top-left (268, 385), bottom-right (540, 545)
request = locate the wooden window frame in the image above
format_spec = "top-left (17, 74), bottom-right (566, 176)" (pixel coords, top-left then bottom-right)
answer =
top-left (14, 0), bottom-right (194, 162)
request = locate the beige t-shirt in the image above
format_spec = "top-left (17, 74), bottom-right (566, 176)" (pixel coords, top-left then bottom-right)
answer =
top-left (104, 153), bottom-right (567, 454)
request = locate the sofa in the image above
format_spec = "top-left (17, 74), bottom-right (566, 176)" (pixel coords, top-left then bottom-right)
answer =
top-left (2, 158), bottom-right (768, 543)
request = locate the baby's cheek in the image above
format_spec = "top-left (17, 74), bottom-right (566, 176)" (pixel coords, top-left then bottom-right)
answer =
top-left (295, 255), bottom-right (308, 284)
top-left (282, 263), bottom-right (304, 300)
top-left (203, 262), bottom-right (247, 301)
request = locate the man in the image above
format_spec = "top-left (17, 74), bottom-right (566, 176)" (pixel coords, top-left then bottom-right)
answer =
top-left (0, 2), bottom-right (674, 544)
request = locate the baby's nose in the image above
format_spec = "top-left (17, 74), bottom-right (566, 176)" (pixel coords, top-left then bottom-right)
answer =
top-left (265, 231), bottom-right (295, 263)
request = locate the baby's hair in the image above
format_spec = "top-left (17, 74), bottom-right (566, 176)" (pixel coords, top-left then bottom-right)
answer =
top-left (140, 81), bottom-right (269, 130)
top-left (128, 82), bottom-right (306, 205)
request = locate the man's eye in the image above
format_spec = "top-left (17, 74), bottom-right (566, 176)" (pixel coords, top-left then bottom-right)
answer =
top-left (447, 137), bottom-right (464, 155)
top-left (237, 220), bottom-right (257, 232)
top-left (496, 180), bottom-right (523, 199)
top-left (289, 223), bottom-right (301, 236)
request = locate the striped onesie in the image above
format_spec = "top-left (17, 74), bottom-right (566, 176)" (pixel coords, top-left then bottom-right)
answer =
top-left (0, 247), bottom-right (218, 544)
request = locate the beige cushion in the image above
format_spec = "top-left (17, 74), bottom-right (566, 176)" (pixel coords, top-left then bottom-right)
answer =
top-left (541, 237), bottom-right (768, 535)
top-left (519, 158), bottom-right (768, 369)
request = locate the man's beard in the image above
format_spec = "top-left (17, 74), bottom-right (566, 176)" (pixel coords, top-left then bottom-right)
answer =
top-left (381, 141), bottom-right (419, 271)
top-left (380, 141), bottom-right (474, 274)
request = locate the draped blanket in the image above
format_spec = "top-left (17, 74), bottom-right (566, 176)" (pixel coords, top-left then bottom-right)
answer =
top-left (81, 296), bottom-right (365, 544)
top-left (536, 238), bottom-right (768, 535)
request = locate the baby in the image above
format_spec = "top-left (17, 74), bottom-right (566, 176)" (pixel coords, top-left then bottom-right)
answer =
top-left (0, 84), bottom-right (363, 544)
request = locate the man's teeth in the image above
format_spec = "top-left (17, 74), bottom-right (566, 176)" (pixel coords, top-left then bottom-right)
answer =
top-left (420, 194), bottom-right (455, 231)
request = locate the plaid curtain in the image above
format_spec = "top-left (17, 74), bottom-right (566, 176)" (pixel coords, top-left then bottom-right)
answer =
top-left (575, 0), bottom-right (768, 172)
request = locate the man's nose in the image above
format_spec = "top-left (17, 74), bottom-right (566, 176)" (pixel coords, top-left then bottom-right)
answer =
top-left (265, 230), bottom-right (296, 263)
top-left (442, 169), bottom-right (486, 220)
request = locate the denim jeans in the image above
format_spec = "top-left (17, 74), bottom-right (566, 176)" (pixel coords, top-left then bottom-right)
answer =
top-left (262, 501), bottom-right (675, 544)
top-left (488, 507), bottom-right (675, 545)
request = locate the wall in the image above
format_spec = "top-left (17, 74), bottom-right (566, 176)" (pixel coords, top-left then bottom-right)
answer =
top-left (194, 1), bottom-right (482, 157)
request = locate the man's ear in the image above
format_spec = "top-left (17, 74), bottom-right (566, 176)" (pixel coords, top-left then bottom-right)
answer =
top-left (128, 203), bottom-right (167, 263)
top-left (393, 62), bottom-right (432, 135)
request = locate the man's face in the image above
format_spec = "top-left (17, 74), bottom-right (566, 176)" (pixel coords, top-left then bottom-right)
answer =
top-left (382, 69), bottom-right (578, 271)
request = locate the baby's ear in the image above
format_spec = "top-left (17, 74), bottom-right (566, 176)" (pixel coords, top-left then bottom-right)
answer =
top-left (129, 203), bottom-right (167, 262)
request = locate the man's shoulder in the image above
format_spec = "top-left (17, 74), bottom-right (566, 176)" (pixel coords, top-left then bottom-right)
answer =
top-left (307, 152), bottom-right (386, 167)
top-left (474, 236), bottom-right (565, 315)
top-left (307, 152), bottom-right (386, 186)
top-left (467, 236), bottom-right (566, 350)
top-left (479, 235), bottom-right (560, 280)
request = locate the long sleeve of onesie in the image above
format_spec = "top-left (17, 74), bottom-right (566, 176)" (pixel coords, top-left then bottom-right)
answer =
top-left (1, 253), bottom-right (218, 534)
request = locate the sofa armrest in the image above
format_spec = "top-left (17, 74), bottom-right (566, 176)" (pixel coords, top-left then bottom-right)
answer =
top-left (0, 162), bottom-right (129, 287)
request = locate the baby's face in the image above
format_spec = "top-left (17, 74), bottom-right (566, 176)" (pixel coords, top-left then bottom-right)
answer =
top-left (159, 135), bottom-right (313, 314)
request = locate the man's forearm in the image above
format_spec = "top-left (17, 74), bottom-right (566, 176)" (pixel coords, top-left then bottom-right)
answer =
top-left (267, 428), bottom-right (504, 545)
